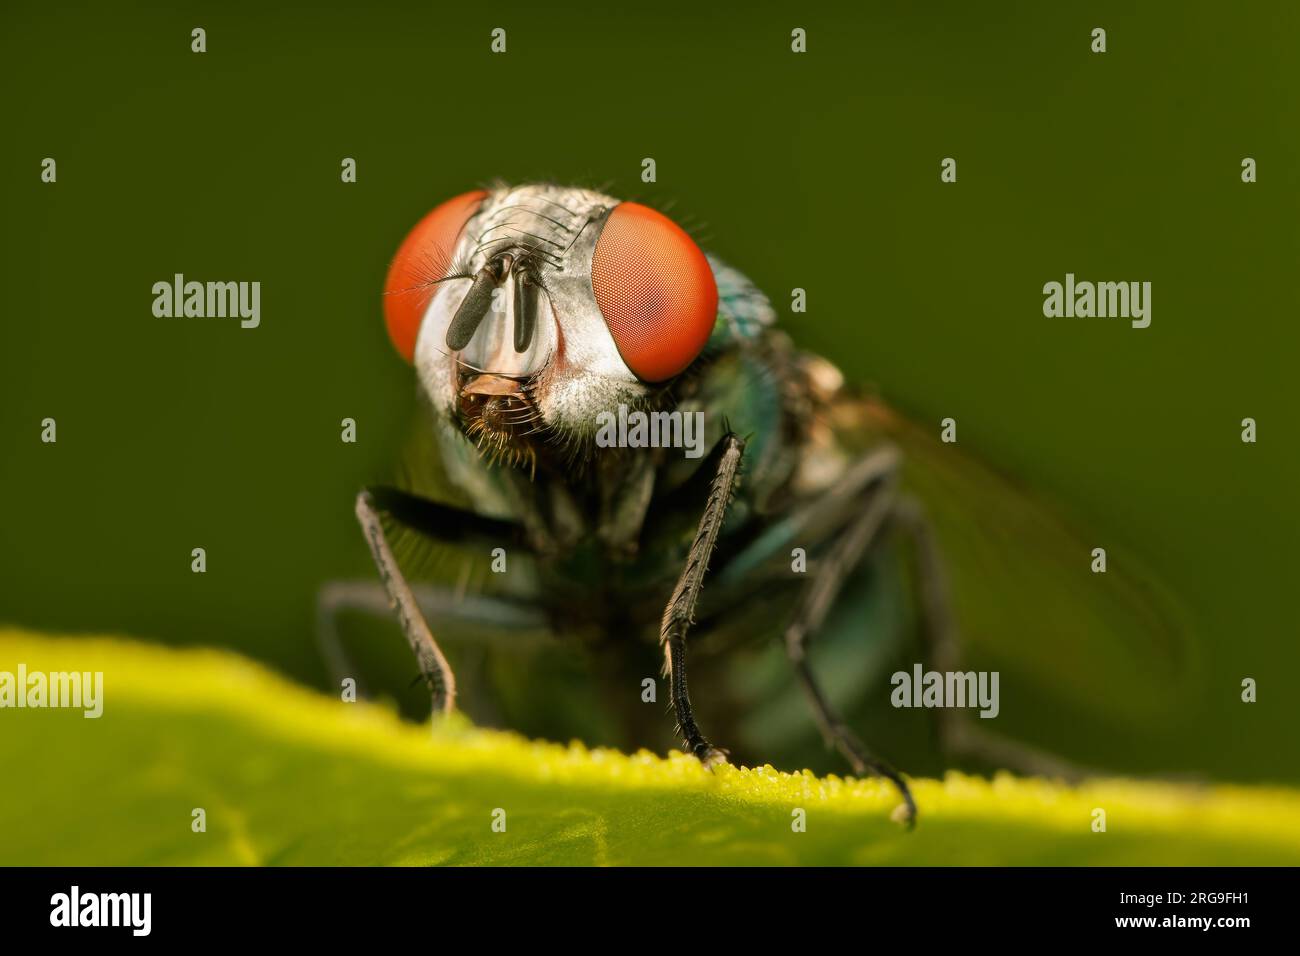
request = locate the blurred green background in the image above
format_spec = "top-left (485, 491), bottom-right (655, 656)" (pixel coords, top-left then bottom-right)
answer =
top-left (2, 2), bottom-right (1296, 783)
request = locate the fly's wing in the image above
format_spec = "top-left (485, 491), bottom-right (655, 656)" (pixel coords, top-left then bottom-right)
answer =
top-left (835, 393), bottom-right (1197, 730)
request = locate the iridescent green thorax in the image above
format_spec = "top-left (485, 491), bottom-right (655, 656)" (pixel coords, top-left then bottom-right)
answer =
top-left (704, 254), bottom-right (777, 349)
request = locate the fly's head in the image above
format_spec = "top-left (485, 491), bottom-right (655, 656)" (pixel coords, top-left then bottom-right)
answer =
top-left (383, 184), bottom-right (718, 470)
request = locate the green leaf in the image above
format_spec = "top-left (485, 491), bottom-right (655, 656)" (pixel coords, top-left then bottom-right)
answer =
top-left (2, 629), bottom-right (1297, 865)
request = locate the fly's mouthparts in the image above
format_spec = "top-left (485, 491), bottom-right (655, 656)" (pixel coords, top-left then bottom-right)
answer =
top-left (459, 372), bottom-right (537, 436)
top-left (457, 370), bottom-right (541, 474)
top-left (460, 373), bottom-right (526, 399)
top-left (469, 394), bottom-right (520, 430)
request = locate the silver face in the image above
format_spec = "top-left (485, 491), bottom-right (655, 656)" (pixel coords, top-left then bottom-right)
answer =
top-left (412, 184), bottom-right (653, 453)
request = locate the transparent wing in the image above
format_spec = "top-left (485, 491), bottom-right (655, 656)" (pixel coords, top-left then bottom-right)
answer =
top-left (838, 394), bottom-right (1197, 729)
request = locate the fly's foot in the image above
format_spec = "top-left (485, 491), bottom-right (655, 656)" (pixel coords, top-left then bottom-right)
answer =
top-left (691, 743), bottom-right (730, 770)
top-left (876, 772), bottom-right (917, 829)
top-left (828, 724), bottom-right (918, 827)
top-left (890, 801), bottom-right (916, 828)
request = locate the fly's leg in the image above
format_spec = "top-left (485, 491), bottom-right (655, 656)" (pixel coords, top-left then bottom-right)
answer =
top-left (327, 485), bottom-right (530, 712)
top-left (782, 468), bottom-right (919, 825)
top-left (660, 432), bottom-right (745, 769)
top-left (890, 496), bottom-right (1095, 782)
top-left (316, 578), bottom-right (551, 698)
top-left (354, 489), bottom-right (457, 714)
top-left (317, 579), bottom-right (389, 698)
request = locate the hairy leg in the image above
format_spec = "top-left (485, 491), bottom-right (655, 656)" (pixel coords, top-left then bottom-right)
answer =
top-left (659, 433), bottom-right (745, 769)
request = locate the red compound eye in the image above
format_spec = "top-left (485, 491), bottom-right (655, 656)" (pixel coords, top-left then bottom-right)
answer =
top-left (591, 202), bottom-right (718, 382)
top-left (383, 190), bottom-right (487, 362)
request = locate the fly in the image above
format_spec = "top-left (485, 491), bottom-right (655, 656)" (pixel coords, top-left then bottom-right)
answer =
top-left (317, 182), bottom-right (1189, 827)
